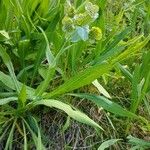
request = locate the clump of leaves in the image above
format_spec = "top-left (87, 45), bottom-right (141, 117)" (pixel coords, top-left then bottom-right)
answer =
top-left (0, 0), bottom-right (150, 148)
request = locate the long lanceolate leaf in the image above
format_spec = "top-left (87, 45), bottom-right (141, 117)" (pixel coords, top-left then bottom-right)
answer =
top-left (33, 99), bottom-right (102, 130)
top-left (44, 62), bottom-right (112, 98)
top-left (130, 66), bottom-right (141, 113)
top-left (0, 45), bottom-right (20, 93)
top-left (35, 66), bottom-right (55, 96)
top-left (112, 34), bottom-right (150, 63)
top-left (37, 26), bottom-right (55, 65)
top-left (70, 93), bottom-right (137, 118)
top-left (130, 51), bottom-right (150, 114)
top-left (23, 117), bottom-right (46, 150)
top-left (92, 79), bottom-right (111, 99)
top-left (22, 121), bottom-right (27, 150)
top-left (98, 139), bottom-right (121, 150)
top-left (94, 27), bottom-right (137, 63)
top-left (116, 63), bottom-right (133, 82)
top-left (0, 71), bottom-right (34, 99)
top-left (35, 27), bottom-right (55, 96)
top-left (0, 97), bottom-right (18, 105)
top-left (43, 35), bottom-right (150, 99)
top-left (4, 119), bottom-right (17, 150)
top-left (106, 27), bottom-right (131, 50)
top-left (127, 135), bottom-right (150, 148)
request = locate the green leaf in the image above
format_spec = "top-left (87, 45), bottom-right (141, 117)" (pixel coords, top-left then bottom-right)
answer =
top-left (33, 99), bottom-right (102, 130)
top-left (44, 62), bottom-right (112, 98)
top-left (0, 71), bottom-right (34, 99)
top-left (0, 97), bottom-right (18, 105)
top-left (35, 66), bottom-right (55, 96)
top-left (0, 30), bottom-right (10, 39)
top-left (98, 139), bottom-right (121, 150)
top-left (23, 117), bottom-right (46, 150)
top-left (129, 145), bottom-right (143, 150)
top-left (130, 65), bottom-right (140, 113)
top-left (93, 35), bottom-right (143, 65)
top-left (0, 45), bottom-right (20, 93)
top-left (37, 26), bottom-right (55, 65)
top-left (22, 121), bottom-right (27, 150)
top-left (31, 26), bottom-right (55, 90)
top-left (127, 135), bottom-right (150, 148)
top-left (0, 92), bottom-right (16, 98)
top-left (112, 35), bottom-right (150, 63)
top-left (62, 116), bottom-right (70, 133)
top-left (92, 79), bottom-right (111, 99)
top-left (18, 85), bottom-right (27, 107)
top-left (4, 119), bottom-right (17, 150)
top-left (105, 27), bottom-right (131, 51)
top-left (116, 63), bottom-right (133, 82)
top-left (70, 93), bottom-right (137, 118)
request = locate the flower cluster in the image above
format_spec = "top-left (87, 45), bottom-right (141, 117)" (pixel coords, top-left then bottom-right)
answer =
top-left (62, 0), bottom-right (102, 42)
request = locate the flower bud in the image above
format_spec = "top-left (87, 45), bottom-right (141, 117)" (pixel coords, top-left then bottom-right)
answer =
top-left (74, 13), bottom-right (95, 26)
top-left (64, 0), bottom-right (76, 17)
top-left (62, 16), bottom-right (74, 32)
top-left (85, 2), bottom-right (99, 19)
top-left (89, 27), bottom-right (102, 41)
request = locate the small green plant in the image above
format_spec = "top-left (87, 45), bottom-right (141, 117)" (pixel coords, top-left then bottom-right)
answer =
top-left (0, 0), bottom-right (150, 148)
top-left (117, 50), bottom-right (150, 134)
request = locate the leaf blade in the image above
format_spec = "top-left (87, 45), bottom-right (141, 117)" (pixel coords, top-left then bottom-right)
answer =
top-left (70, 93), bottom-right (137, 118)
top-left (33, 99), bottom-right (102, 130)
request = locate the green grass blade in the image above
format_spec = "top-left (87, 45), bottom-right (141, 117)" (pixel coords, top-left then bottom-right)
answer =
top-left (0, 45), bottom-right (20, 93)
top-left (0, 92), bottom-right (16, 98)
top-left (22, 121), bottom-right (27, 150)
top-left (70, 93), bottom-right (137, 118)
top-left (0, 97), bottom-right (17, 105)
top-left (94, 35), bottom-right (143, 65)
top-left (0, 71), bottom-right (34, 99)
top-left (0, 121), bottom-right (12, 142)
top-left (92, 79), bottom-right (111, 99)
top-left (112, 35), bottom-right (150, 63)
top-left (4, 119), bottom-right (17, 150)
top-left (23, 117), bottom-right (45, 150)
top-left (30, 39), bottom-right (46, 86)
top-left (35, 66), bottom-right (55, 96)
top-left (104, 27), bottom-right (131, 53)
top-left (116, 63), bottom-right (133, 82)
top-left (44, 62), bottom-right (112, 98)
top-left (35, 27), bottom-right (56, 95)
top-left (130, 66), bottom-right (140, 113)
top-left (127, 135), bottom-right (150, 148)
top-left (37, 26), bottom-right (55, 65)
top-left (18, 85), bottom-right (27, 107)
top-left (98, 139), bottom-right (121, 150)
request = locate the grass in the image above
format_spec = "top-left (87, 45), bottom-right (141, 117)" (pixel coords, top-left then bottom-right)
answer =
top-left (0, 0), bottom-right (150, 149)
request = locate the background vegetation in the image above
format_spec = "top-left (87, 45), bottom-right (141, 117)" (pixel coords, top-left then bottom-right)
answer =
top-left (0, 0), bottom-right (150, 149)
